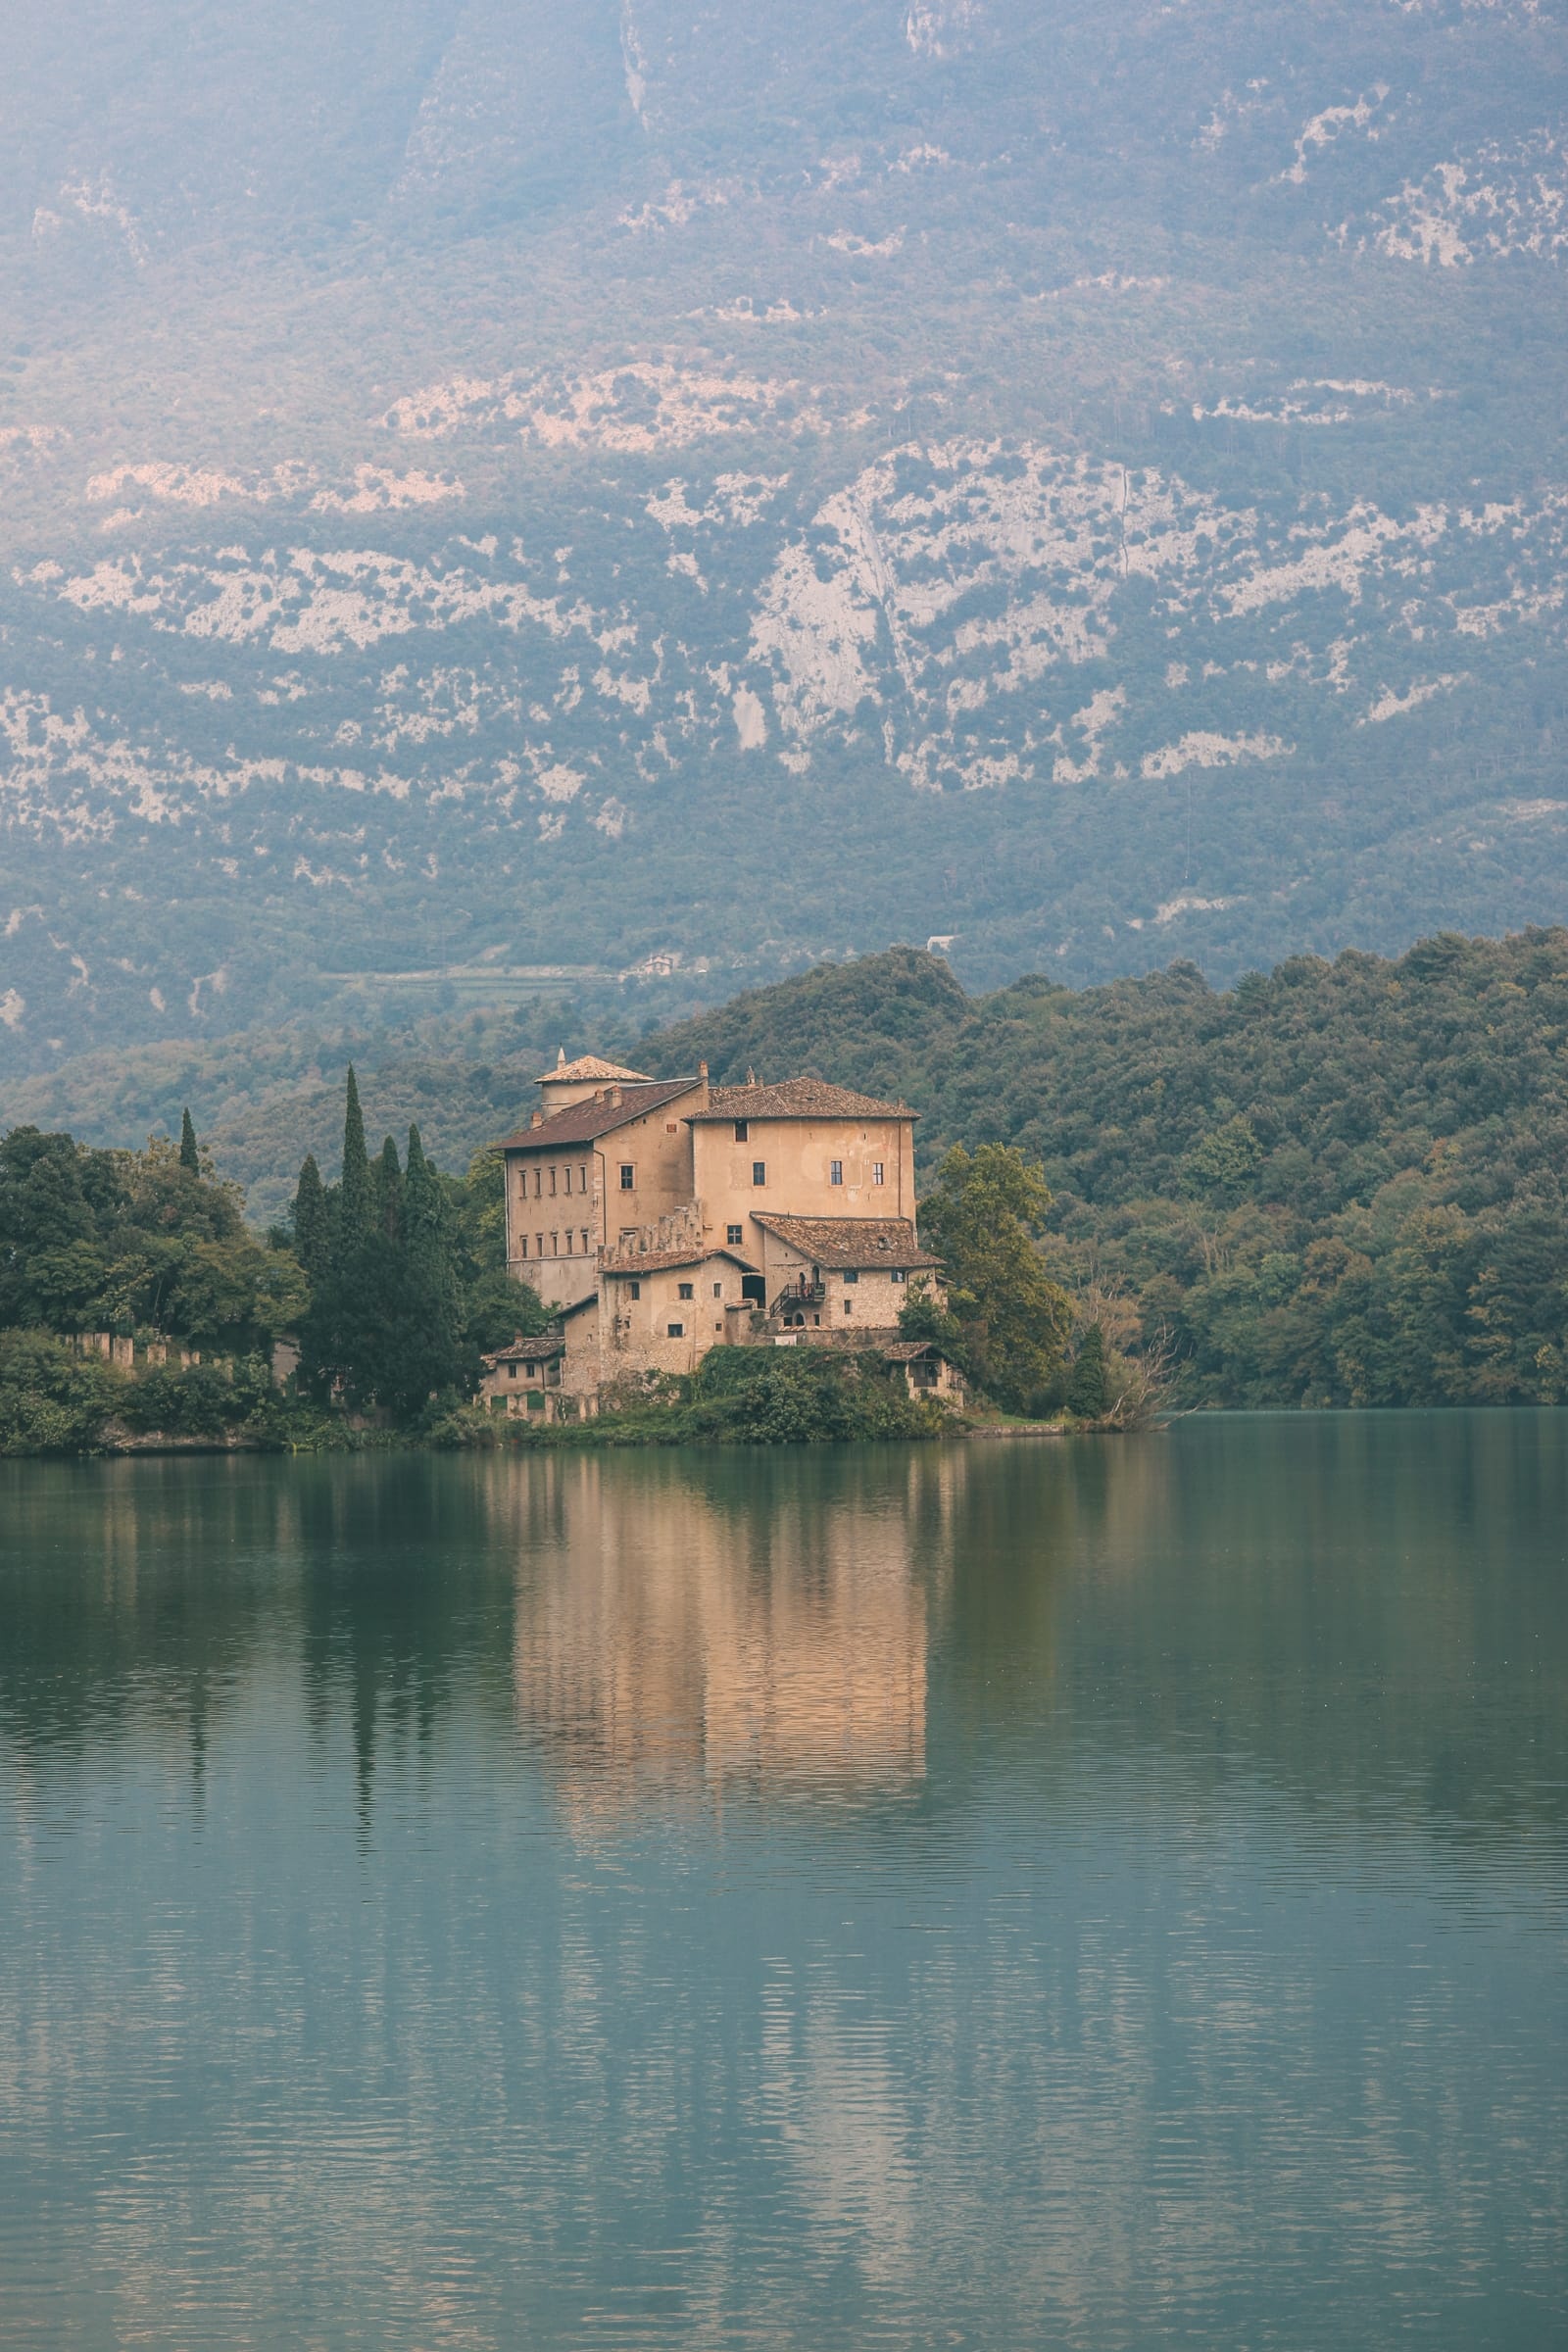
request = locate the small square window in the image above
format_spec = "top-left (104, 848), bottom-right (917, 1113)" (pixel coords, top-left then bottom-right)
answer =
top-left (752, 1160), bottom-right (766, 1187)
top-left (666, 1321), bottom-right (684, 1338)
top-left (726, 1223), bottom-right (743, 1246)
top-left (829, 1159), bottom-right (843, 1185)
top-left (734, 1119), bottom-right (749, 1142)
top-left (843, 1268), bottom-right (858, 1284)
top-left (678, 1282), bottom-right (694, 1299)
top-left (891, 1267), bottom-right (906, 1285)
top-left (872, 1161), bottom-right (885, 1186)
top-left (629, 1280), bottom-right (641, 1299)
top-left (619, 1163), bottom-right (634, 1189)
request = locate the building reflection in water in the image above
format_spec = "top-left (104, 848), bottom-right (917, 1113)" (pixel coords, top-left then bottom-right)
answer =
top-left (505, 1448), bottom-right (978, 1820)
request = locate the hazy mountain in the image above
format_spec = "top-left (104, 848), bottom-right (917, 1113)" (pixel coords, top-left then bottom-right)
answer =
top-left (1, 0), bottom-right (1564, 1077)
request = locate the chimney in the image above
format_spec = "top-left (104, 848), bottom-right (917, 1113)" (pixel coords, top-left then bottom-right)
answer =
top-left (699, 1059), bottom-right (708, 1079)
top-left (609, 1084), bottom-right (621, 1107)
top-left (531, 1109), bottom-right (543, 1129)
top-left (556, 1047), bottom-right (566, 1068)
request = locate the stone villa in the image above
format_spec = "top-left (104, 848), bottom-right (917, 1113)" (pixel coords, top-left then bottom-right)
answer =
top-left (480, 1052), bottom-right (965, 1417)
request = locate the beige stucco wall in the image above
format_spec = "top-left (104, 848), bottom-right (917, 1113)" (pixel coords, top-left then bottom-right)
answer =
top-left (597, 1255), bottom-right (741, 1380)
top-left (505, 1084), bottom-right (703, 1309)
top-left (692, 1114), bottom-right (914, 1251)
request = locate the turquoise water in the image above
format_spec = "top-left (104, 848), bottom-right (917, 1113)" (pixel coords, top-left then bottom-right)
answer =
top-left (1, 1416), bottom-right (1564, 2349)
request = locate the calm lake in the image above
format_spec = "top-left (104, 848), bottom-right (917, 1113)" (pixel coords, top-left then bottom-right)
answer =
top-left (1, 1415), bottom-right (1564, 2350)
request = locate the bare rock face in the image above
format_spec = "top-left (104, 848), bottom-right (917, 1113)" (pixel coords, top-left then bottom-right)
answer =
top-left (0, 0), bottom-right (1564, 1068)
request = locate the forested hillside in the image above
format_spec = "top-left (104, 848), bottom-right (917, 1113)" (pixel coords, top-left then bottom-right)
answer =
top-left (7, 923), bottom-right (1568, 1407)
top-left (647, 931), bottom-right (1568, 1407)
top-left (1, 1), bottom-right (1566, 1072)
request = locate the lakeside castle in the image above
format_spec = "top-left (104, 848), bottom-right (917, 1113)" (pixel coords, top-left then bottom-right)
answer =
top-left (482, 1052), bottom-right (964, 1417)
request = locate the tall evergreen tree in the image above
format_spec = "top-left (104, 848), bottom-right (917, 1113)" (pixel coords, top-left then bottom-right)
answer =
top-left (403, 1124), bottom-right (462, 1392)
top-left (1066, 1323), bottom-right (1109, 1418)
top-left (374, 1136), bottom-right (403, 1241)
top-left (339, 1067), bottom-right (371, 1237)
top-left (178, 1107), bottom-right (200, 1174)
top-left (291, 1154), bottom-right (329, 1280)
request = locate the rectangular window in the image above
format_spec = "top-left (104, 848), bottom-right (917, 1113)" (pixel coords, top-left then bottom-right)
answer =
top-left (629, 1281), bottom-right (641, 1299)
top-left (535, 1234), bottom-right (543, 1258)
top-left (829, 1160), bottom-right (843, 1186)
top-left (533, 1168), bottom-right (542, 1198)
top-left (843, 1298), bottom-right (854, 1314)
top-left (734, 1119), bottom-right (749, 1143)
top-left (726, 1223), bottom-right (743, 1246)
top-left (752, 1161), bottom-right (766, 1187)
top-left (678, 1282), bottom-right (694, 1300)
top-left (843, 1268), bottom-right (858, 1284)
top-left (519, 1236), bottom-right (529, 1257)
top-left (619, 1163), bottom-right (634, 1189)
top-left (580, 1163), bottom-right (589, 1189)
top-left (564, 1231), bottom-right (573, 1254)
top-left (508, 1362), bottom-right (518, 1379)
top-left (666, 1321), bottom-right (684, 1338)
top-left (712, 1282), bottom-right (723, 1298)
top-left (891, 1268), bottom-right (906, 1285)
top-left (561, 1165), bottom-right (570, 1196)
top-left (550, 1233), bottom-right (559, 1255)
top-left (580, 1231), bottom-right (589, 1255)
top-left (872, 1161), bottom-right (885, 1186)
top-left (549, 1166), bottom-right (557, 1196)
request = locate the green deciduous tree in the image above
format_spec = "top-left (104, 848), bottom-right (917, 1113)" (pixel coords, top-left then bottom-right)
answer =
top-left (913, 1143), bottom-right (1072, 1411)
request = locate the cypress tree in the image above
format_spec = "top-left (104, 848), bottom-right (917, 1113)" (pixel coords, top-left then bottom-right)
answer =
top-left (178, 1107), bottom-right (200, 1174)
top-left (374, 1136), bottom-right (403, 1241)
top-left (340, 1067), bottom-right (371, 1237)
top-left (1066, 1323), bottom-right (1109, 1419)
top-left (292, 1153), bottom-right (329, 1280)
top-left (403, 1123), bottom-right (462, 1391)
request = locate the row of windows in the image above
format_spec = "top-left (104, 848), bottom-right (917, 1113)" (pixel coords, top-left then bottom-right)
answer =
top-left (517, 1231), bottom-right (591, 1258)
top-left (518, 1161), bottom-right (590, 1200)
top-left (624, 1280), bottom-right (726, 1301)
top-left (606, 1156), bottom-right (888, 1197)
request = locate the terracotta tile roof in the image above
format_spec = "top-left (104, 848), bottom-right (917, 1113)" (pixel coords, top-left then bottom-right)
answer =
top-left (752, 1213), bottom-right (940, 1269)
top-left (484, 1336), bottom-right (565, 1364)
top-left (497, 1077), bottom-right (699, 1150)
top-left (690, 1078), bottom-right (914, 1122)
top-left (536, 1053), bottom-right (654, 1085)
top-left (882, 1340), bottom-right (943, 1362)
top-left (601, 1246), bottom-right (758, 1276)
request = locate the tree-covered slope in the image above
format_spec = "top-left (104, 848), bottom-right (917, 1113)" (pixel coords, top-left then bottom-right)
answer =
top-left (1, 1), bottom-right (1566, 1074)
top-left (648, 930), bottom-right (1568, 1405)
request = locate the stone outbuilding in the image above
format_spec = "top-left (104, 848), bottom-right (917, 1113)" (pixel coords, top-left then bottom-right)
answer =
top-left (750, 1212), bottom-right (942, 1331)
top-left (478, 1334), bottom-right (567, 1418)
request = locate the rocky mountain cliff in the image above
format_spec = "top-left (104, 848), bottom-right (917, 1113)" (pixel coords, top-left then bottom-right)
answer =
top-left (1, 0), bottom-right (1565, 1074)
